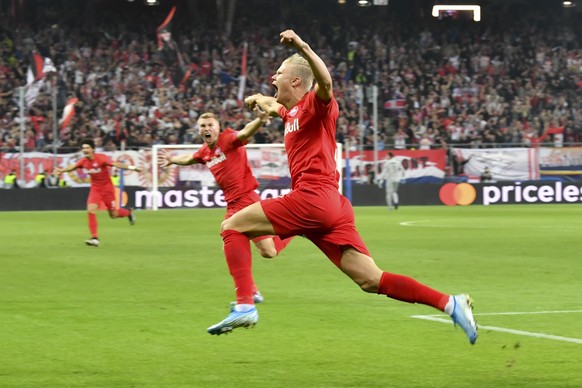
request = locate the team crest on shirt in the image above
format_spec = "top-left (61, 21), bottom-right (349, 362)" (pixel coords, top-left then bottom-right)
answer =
top-left (289, 106), bottom-right (299, 117)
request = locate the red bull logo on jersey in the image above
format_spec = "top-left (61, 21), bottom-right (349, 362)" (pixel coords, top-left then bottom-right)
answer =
top-left (284, 118), bottom-right (300, 136)
top-left (84, 168), bottom-right (102, 174)
top-left (206, 152), bottom-right (226, 168)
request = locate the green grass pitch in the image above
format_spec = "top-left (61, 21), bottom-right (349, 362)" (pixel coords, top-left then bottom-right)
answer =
top-left (1, 205), bottom-right (581, 387)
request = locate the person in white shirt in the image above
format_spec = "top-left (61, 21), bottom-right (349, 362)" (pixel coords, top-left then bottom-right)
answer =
top-left (377, 152), bottom-right (406, 210)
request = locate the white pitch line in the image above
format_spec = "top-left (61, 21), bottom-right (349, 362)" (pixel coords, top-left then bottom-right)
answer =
top-left (399, 220), bottom-right (491, 228)
top-left (399, 220), bottom-right (559, 229)
top-left (422, 310), bottom-right (582, 317)
top-left (411, 315), bottom-right (582, 345)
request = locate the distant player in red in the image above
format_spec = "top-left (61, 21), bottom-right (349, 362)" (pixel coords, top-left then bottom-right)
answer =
top-left (54, 138), bottom-right (141, 247)
top-left (159, 110), bottom-right (293, 307)
top-left (213, 30), bottom-right (478, 344)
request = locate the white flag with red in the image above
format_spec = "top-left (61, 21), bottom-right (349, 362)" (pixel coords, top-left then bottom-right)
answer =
top-left (237, 42), bottom-right (248, 102)
top-left (60, 98), bottom-right (79, 131)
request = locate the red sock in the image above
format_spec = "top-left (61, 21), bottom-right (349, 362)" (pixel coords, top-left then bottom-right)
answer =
top-left (377, 272), bottom-right (449, 311)
top-left (116, 208), bottom-right (130, 217)
top-left (274, 236), bottom-right (293, 254)
top-left (88, 213), bottom-right (98, 238)
top-left (222, 230), bottom-right (255, 305)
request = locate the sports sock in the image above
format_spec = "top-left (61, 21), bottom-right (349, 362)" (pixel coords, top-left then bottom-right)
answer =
top-left (234, 304), bottom-right (255, 312)
top-left (443, 296), bottom-right (455, 315)
top-left (274, 236), bottom-right (293, 254)
top-left (222, 230), bottom-right (255, 305)
top-left (377, 272), bottom-right (449, 311)
top-left (88, 213), bottom-right (98, 238)
top-left (116, 208), bottom-right (130, 217)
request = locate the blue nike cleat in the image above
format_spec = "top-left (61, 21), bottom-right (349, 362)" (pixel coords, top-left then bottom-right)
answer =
top-left (207, 306), bottom-right (259, 335)
top-left (450, 294), bottom-right (478, 345)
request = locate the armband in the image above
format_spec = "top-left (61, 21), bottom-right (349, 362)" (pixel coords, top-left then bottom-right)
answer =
top-left (128, 165), bottom-right (137, 171)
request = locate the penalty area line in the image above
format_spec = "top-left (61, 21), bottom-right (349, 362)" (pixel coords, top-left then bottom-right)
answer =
top-left (411, 315), bottom-right (582, 344)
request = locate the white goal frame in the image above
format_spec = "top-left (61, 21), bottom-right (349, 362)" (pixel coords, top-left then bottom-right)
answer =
top-left (151, 143), bottom-right (343, 211)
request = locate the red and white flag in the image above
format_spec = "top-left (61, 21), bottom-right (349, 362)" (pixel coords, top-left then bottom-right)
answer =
top-left (237, 42), bottom-right (248, 102)
top-left (546, 126), bottom-right (564, 134)
top-left (25, 52), bottom-right (56, 107)
top-left (60, 98), bottom-right (78, 131)
top-left (384, 99), bottom-right (406, 110)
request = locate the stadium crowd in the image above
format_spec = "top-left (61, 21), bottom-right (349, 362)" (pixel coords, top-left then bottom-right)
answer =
top-left (0, 0), bottom-right (581, 155)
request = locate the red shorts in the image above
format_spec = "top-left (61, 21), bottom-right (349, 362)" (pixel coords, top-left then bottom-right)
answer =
top-left (261, 186), bottom-right (370, 267)
top-left (87, 188), bottom-right (116, 210)
top-left (225, 191), bottom-right (271, 244)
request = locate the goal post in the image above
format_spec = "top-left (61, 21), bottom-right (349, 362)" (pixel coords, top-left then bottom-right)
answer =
top-left (150, 143), bottom-right (343, 210)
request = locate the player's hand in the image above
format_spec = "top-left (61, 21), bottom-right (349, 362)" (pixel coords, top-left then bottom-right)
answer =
top-left (158, 149), bottom-right (173, 168)
top-left (255, 106), bottom-right (270, 125)
top-left (279, 30), bottom-right (306, 50)
top-left (244, 94), bottom-right (262, 110)
top-left (53, 168), bottom-right (62, 176)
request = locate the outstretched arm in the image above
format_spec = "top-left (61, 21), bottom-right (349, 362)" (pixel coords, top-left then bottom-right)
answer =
top-left (279, 29), bottom-right (333, 102)
top-left (111, 161), bottom-right (142, 172)
top-left (53, 163), bottom-right (78, 176)
top-left (237, 107), bottom-right (271, 142)
top-left (158, 149), bottom-right (197, 168)
top-left (245, 94), bottom-right (282, 117)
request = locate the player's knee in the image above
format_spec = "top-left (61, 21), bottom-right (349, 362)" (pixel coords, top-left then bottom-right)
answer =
top-left (220, 218), bottom-right (232, 234)
top-left (352, 275), bottom-right (379, 293)
top-left (259, 247), bottom-right (277, 259)
top-left (358, 280), bottom-right (378, 293)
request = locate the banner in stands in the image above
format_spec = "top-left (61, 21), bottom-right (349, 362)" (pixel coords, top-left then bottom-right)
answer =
top-left (451, 148), bottom-right (539, 181)
top-left (538, 147), bottom-right (582, 181)
top-left (0, 149), bottom-right (289, 189)
top-left (3, 147), bottom-right (581, 188)
top-left (0, 151), bottom-right (145, 188)
top-left (345, 149), bottom-right (447, 184)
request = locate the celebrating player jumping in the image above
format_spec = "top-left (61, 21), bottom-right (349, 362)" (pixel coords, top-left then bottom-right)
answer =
top-left (212, 30), bottom-right (478, 344)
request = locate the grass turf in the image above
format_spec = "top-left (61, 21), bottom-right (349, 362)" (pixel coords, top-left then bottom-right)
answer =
top-left (1, 205), bottom-right (581, 387)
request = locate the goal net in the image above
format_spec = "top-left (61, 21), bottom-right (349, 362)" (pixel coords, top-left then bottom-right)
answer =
top-left (148, 143), bottom-right (343, 210)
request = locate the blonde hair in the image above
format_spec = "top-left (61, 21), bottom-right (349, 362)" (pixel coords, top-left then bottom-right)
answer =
top-left (197, 112), bottom-right (220, 130)
top-left (283, 53), bottom-right (314, 91)
top-left (198, 112), bottom-right (218, 121)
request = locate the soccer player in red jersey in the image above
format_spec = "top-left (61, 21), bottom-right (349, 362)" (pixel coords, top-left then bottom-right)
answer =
top-left (158, 109), bottom-right (293, 312)
top-left (214, 30), bottom-right (478, 344)
top-left (54, 139), bottom-right (141, 247)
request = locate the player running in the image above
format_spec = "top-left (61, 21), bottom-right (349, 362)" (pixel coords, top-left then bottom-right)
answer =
top-left (54, 138), bottom-right (141, 247)
top-left (214, 30), bottom-right (477, 344)
top-left (159, 109), bottom-right (293, 311)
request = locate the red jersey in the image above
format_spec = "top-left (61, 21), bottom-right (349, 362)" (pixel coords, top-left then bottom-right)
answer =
top-left (74, 153), bottom-right (114, 190)
top-left (278, 91), bottom-right (339, 190)
top-left (192, 128), bottom-right (258, 203)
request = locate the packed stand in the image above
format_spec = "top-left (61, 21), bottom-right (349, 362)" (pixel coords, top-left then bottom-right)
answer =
top-left (0, 0), bottom-right (581, 155)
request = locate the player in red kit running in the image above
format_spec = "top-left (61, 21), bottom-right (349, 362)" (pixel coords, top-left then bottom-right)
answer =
top-left (159, 109), bottom-right (293, 314)
top-left (216, 30), bottom-right (478, 344)
top-left (54, 138), bottom-right (141, 247)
